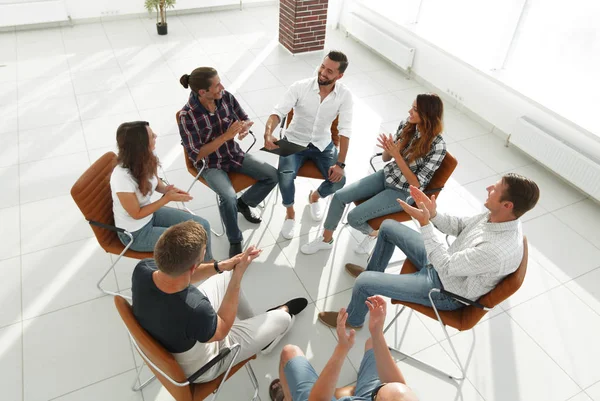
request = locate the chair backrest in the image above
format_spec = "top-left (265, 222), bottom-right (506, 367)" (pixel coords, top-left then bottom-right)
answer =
top-left (285, 109), bottom-right (340, 147)
top-left (424, 151), bottom-right (457, 193)
top-left (114, 296), bottom-right (193, 401)
top-left (70, 152), bottom-right (119, 253)
top-left (460, 237), bottom-right (529, 329)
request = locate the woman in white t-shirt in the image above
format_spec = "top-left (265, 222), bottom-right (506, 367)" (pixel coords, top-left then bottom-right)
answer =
top-left (110, 121), bottom-right (212, 258)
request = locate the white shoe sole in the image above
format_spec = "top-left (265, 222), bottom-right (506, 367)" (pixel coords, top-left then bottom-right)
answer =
top-left (261, 315), bottom-right (295, 355)
top-left (301, 243), bottom-right (333, 255)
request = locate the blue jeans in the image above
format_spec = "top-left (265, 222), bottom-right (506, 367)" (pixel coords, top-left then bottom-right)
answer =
top-left (346, 220), bottom-right (463, 327)
top-left (201, 153), bottom-right (278, 244)
top-left (323, 170), bottom-right (410, 235)
top-left (284, 349), bottom-right (380, 401)
top-left (117, 206), bottom-right (212, 260)
top-left (278, 141), bottom-right (346, 207)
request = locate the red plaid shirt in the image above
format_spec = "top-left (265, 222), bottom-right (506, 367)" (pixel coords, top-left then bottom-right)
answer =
top-left (178, 91), bottom-right (248, 172)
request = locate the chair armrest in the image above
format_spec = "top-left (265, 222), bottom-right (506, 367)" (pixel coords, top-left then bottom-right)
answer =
top-left (278, 115), bottom-right (287, 139)
top-left (439, 288), bottom-right (489, 310)
top-left (369, 152), bottom-right (383, 172)
top-left (187, 347), bottom-right (233, 383)
top-left (245, 130), bottom-right (257, 153)
top-left (89, 220), bottom-right (126, 234)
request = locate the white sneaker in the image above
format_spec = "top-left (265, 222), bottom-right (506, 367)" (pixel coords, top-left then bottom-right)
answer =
top-left (355, 235), bottom-right (377, 255)
top-left (309, 191), bottom-right (324, 221)
top-left (261, 315), bottom-right (295, 355)
top-left (301, 237), bottom-right (334, 255)
top-left (281, 218), bottom-right (296, 239)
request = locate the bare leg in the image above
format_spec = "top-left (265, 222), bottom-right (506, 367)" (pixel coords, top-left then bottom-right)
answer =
top-left (279, 345), bottom-right (305, 401)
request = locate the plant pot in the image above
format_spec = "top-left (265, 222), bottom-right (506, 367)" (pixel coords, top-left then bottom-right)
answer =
top-left (156, 23), bottom-right (168, 35)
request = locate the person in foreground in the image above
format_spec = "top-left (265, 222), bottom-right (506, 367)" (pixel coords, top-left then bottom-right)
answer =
top-left (301, 93), bottom-right (446, 256)
top-left (318, 173), bottom-right (540, 329)
top-left (269, 296), bottom-right (419, 401)
top-left (132, 221), bottom-right (308, 382)
top-left (263, 50), bottom-right (354, 239)
top-left (110, 121), bottom-right (212, 257)
top-left (178, 67), bottom-right (278, 257)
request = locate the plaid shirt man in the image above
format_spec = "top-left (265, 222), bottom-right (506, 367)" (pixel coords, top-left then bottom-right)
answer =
top-left (178, 90), bottom-right (249, 172)
top-left (422, 212), bottom-right (524, 300)
top-left (383, 120), bottom-right (447, 191)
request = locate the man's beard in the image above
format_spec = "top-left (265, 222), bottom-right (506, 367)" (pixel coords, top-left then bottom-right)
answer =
top-left (318, 75), bottom-right (334, 86)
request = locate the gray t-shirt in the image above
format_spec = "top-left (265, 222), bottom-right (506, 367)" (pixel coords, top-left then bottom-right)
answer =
top-left (132, 259), bottom-right (218, 353)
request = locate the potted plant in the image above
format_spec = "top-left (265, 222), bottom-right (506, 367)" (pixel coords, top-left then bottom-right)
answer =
top-left (144, 0), bottom-right (176, 35)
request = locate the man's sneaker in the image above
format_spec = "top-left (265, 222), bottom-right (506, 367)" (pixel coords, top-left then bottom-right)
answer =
top-left (300, 237), bottom-right (333, 255)
top-left (237, 198), bottom-right (261, 224)
top-left (280, 219), bottom-right (296, 239)
top-left (317, 311), bottom-right (362, 329)
top-left (262, 298), bottom-right (308, 355)
top-left (308, 191), bottom-right (323, 221)
top-left (345, 263), bottom-right (366, 278)
top-left (355, 235), bottom-right (377, 255)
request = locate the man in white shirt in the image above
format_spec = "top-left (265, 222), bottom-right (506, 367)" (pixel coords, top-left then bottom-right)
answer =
top-left (318, 173), bottom-right (540, 329)
top-left (264, 51), bottom-right (354, 239)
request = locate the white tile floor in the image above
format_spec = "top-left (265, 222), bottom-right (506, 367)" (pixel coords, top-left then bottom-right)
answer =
top-left (1, 4), bottom-right (600, 401)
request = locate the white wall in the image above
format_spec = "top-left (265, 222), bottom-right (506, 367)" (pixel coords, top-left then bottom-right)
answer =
top-left (1, 0), bottom-right (267, 27)
top-left (341, 2), bottom-right (600, 160)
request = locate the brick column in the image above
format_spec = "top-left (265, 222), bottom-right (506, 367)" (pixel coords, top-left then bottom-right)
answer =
top-left (279, 0), bottom-right (328, 54)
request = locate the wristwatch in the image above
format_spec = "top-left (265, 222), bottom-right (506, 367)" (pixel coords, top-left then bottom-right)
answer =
top-left (336, 161), bottom-right (346, 169)
top-left (213, 260), bottom-right (223, 274)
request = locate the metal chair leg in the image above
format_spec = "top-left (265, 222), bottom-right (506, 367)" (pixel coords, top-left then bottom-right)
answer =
top-left (245, 362), bottom-right (259, 401)
top-left (98, 232), bottom-right (133, 300)
top-left (211, 194), bottom-right (226, 237)
top-left (131, 365), bottom-right (156, 391)
top-left (384, 298), bottom-right (466, 380)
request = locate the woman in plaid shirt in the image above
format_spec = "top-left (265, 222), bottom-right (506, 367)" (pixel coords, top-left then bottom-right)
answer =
top-left (301, 93), bottom-right (447, 256)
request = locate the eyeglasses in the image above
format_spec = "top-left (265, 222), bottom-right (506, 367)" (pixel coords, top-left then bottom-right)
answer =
top-left (371, 383), bottom-right (387, 401)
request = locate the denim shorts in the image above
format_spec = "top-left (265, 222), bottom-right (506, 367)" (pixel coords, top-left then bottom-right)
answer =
top-left (283, 349), bottom-right (381, 401)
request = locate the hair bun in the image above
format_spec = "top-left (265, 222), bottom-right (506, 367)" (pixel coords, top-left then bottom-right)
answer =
top-left (180, 74), bottom-right (190, 89)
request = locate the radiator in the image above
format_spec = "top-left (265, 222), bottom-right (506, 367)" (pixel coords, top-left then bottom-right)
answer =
top-left (346, 11), bottom-right (415, 72)
top-left (0, 0), bottom-right (69, 28)
top-left (510, 116), bottom-right (600, 201)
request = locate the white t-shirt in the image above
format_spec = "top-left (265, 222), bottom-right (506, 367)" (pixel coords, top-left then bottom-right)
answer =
top-left (110, 165), bottom-right (159, 233)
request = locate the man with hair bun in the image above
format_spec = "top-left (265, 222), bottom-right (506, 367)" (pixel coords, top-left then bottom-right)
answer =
top-left (178, 67), bottom-right (279, 258)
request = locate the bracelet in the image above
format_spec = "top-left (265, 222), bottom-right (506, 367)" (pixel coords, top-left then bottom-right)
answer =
top-left (213, 260), bottom-right (223, 274)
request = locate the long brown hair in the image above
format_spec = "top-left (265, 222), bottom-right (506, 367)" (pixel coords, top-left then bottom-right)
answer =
top-left (398, 93), bottom-right (444, 163)
top-left (116, 121), bottom-right (159, 196)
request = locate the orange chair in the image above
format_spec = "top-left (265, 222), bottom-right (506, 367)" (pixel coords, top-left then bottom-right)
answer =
top-left (114, 296), bottom-right (259, 400)
top-left (71, 152), bottom-right (153, 298)
top-left (352, 151), bottom-right (458, 232)
top-left (384, 237), bottom-right (529, 380)
top-left (178, 111), bottom-right (259, 237)
top-left (279, 109), bottom-right (340, 179)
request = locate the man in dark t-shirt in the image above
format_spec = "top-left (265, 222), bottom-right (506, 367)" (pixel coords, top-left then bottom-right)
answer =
top-left (132, 220), bottom-right (308, 382)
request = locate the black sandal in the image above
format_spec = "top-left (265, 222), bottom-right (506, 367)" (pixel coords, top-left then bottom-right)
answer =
top-left (269, 378), bottom-right (284, 401)
top-left (267, 298), bottom-right (308, 316)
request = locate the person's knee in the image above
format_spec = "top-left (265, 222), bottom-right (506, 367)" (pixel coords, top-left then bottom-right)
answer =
top-left (280, 344), bottom-right (303, 365)
top-left (192, 216), bottom-right (211, 232)
top-left (347, 209), bottom-right (362, 229)
top-left (218, 193), bottom-right (237, 207)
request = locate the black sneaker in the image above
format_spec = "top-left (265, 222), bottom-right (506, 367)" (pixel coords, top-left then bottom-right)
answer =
top-left (267, 298), bottom-right (309, 316)
top-left (237, 197), bottom-right (262, 224)
top-left (229, 242), bottom-right (243, 258)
